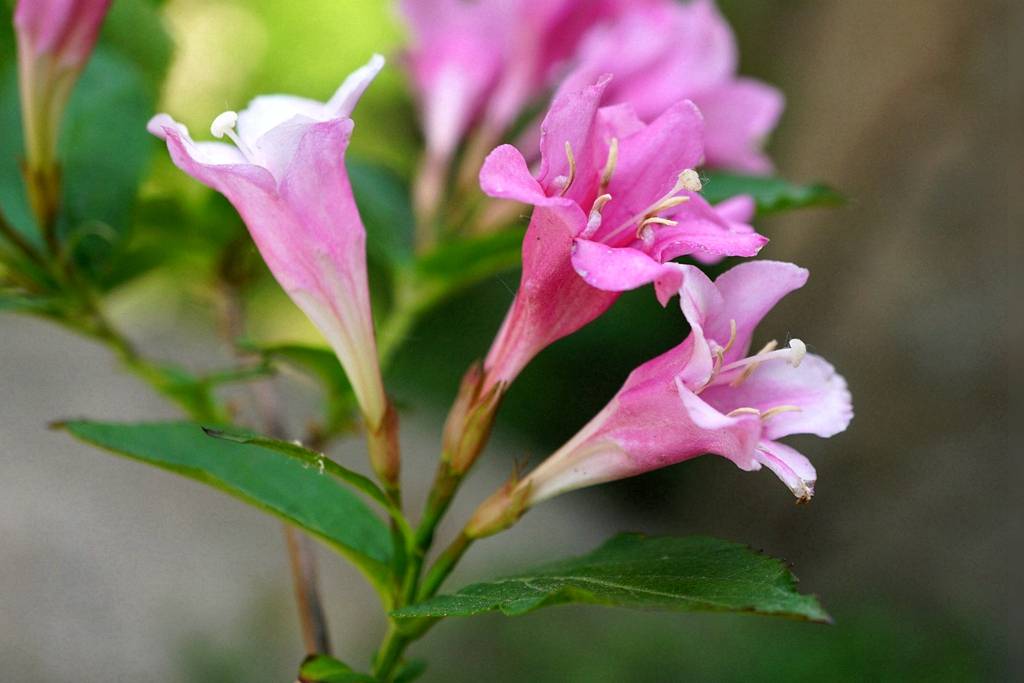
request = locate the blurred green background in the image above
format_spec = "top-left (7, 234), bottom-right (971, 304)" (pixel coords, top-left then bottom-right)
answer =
top-left (0, 0), bottom-right (1010, 681)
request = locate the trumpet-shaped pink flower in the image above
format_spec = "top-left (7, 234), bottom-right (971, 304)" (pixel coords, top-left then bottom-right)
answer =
top-left (517, 260), bottom-right (851, 510)
top-left (479, 78), bottom-right (766, 389)
top-left (557, 0), bottom-right (784, 173)
top-left (147, 56), bottom-right (389, 431)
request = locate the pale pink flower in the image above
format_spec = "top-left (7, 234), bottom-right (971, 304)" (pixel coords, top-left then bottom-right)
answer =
top-left (522, 261), bottom-right (851, 506)
top-left (479, 78), bottom-right (766, 389)
top-left (557, 0), bottom-right (784, 173)
top-left (147, 56), bottom-right (389, 431)
top-left (14, 0), bottom-right (112, 211)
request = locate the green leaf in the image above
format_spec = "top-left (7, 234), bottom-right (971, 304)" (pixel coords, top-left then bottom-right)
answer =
top-left (242, 341), bottom-right (357, 434)
top-left (700, 172), bottom-right (844, 214)
top-left (62, 421), bottom-right (392, 586)
top-left (203, 428), bottom-right (399, 521)
top-left (348, 157), bottom-right (415, 266)
top-left (298, 655), bottom-right (375, 683)
top-left (393, 534), bottom-right (829, 623)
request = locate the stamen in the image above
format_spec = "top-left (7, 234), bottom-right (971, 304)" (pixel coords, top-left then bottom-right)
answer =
top-left (760, 405), bottom-right (802, 421)
top-left (722, 319), bottom-right (738, 356)
top-left (210, 110), bottom-right (239, 139)
top-left (729, 340), bottom-right (778, 387)
top-left (582, 193), bottom-right (613, 238)
top-left (599, 137), bottom-right (619, 191)
top-left (636, 216), bottom-right (678, 245)
top-left (727, 407), bottom-right (761, 417)
top-left (602, 169), bottom-right (698, 243)
top-left (556, 141), bottom-right (576, 197)
top-left (210, 109), bottom-right (256, 162)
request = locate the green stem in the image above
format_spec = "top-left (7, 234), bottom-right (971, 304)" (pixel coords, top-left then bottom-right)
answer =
top-left (418, 531), bottom-right (472, 601)
top-left (0, 205), bottom-right (45, 268)
top-left (372, 623), bottom-right (412, 681)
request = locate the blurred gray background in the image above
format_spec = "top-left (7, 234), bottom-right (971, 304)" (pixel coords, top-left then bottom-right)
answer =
top-left (0, 0), bottom-right (1012, 680)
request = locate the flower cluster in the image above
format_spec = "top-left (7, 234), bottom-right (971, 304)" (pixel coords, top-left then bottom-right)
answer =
top-left (140, 1), bottom-right (849, 535)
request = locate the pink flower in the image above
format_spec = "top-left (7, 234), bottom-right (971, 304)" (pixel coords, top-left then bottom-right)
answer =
top-left (147, 56), bottom-right (389, 432)
top-left (479, 78), bottom-right (766, 388)
top-left (557, 0), bottom-right (784, 174)
top-left (468, 261), bottom-right (851, 536)
top-left (14, 0), bottom-right (112, 219)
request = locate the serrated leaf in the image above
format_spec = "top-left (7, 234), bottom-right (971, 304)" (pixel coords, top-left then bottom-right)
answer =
top-left (700, 172), bottom-right (844, 214)
top-left (393, 534), bottom-right (829, 623)
top-left (298, 654), bottom-right (375, 683)
top-left (62, 421), bottom-right (392, 587)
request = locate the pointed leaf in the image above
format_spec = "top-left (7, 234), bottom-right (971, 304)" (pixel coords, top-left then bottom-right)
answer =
top-left (62, 421), bottom-right (392, 586)
top-left (393, 534), bottom-right (829, 623)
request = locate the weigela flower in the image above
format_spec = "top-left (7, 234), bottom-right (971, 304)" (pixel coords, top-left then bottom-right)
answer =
top-left (147, 56), bottom-right (390, 434)
top-left (557, 0), bottom-right (784, 173)
top-left (14, 0), bottom-right (113, 221)
top-left (468, 261), bottom-right (851, 537)
top-left (479, 77), bottom-right (766, 389)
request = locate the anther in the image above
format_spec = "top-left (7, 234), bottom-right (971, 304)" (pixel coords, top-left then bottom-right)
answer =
top-left (679, 168), bottom-right (702, 193)
top-left (600, 137), bottom-right (619, 191)
top-left (787, 339), bottom-right (806, 367)
top-left (582, 193), bottom-right (613, 238)
top-left (210, 109), bottom-right (256, 162)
